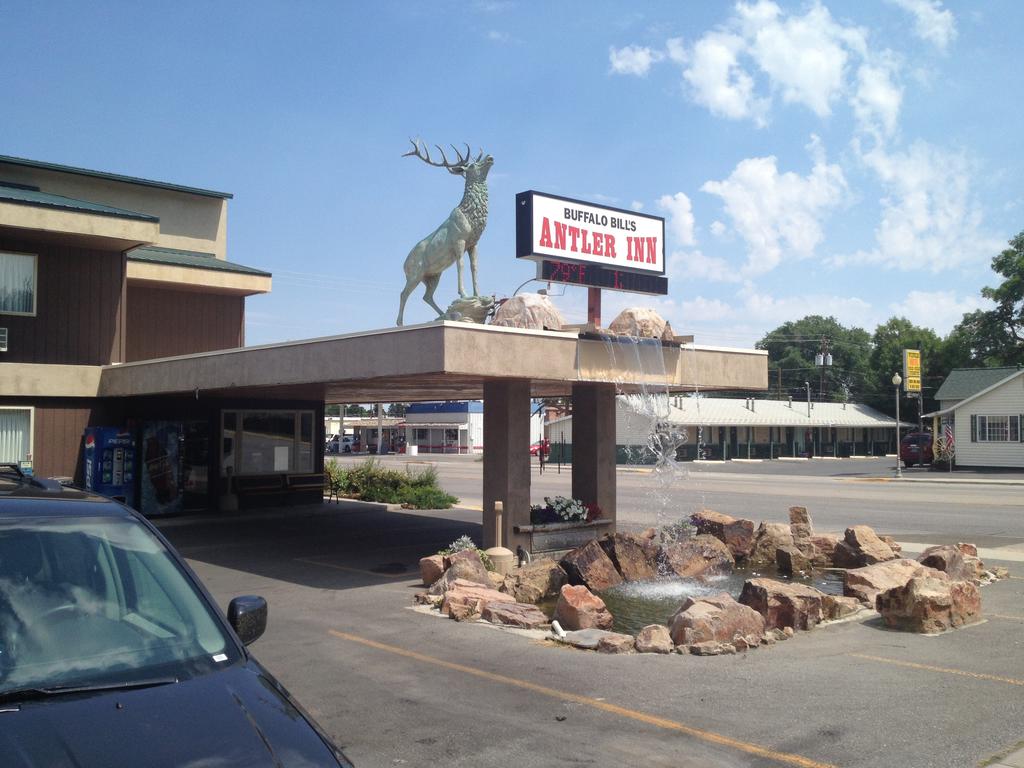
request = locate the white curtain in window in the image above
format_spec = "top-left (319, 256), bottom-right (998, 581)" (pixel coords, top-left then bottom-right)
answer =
top-left (0, 409), bottom-right (30, 463)
top-left (0, 253), bottom-right (35, 313)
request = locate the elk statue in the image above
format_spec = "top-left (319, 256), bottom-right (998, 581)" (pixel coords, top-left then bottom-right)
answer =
top-left (396, 139), bottom-right (493, 326)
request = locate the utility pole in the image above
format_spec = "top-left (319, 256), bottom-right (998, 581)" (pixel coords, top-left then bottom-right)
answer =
top-left (815, 336), bottom-right (832, 400)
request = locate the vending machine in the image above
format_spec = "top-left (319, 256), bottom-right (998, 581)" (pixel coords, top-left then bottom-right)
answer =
top-left (83, 427), bottom-right (137, 507)
top-left (139, 421), bottom-right (183, 517)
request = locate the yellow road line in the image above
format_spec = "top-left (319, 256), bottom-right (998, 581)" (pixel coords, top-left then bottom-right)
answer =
top-left (328, 629), bottom-right (836, 768)
top-left (850, 653), bottom-right (1024, 687)
top-left (295, 558), bottom-right (411, 579)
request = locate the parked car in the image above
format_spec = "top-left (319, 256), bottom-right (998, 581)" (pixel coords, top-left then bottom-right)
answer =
top-left (530, 439), bottom-right (550, 457)
top-left (326, 435), bottom-right (359, 454)
top-left (0, 465), bottom-right (353, 767)
top-left (900, 432), bottom-right (933, 467)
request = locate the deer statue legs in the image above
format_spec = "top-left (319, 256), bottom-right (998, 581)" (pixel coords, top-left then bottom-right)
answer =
top-left (468, 244), bottom-right (480, 297)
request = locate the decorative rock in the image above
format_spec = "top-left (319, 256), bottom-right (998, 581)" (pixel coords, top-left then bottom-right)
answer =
top-left (775, 545), bottom-right (812, 576)
top-left (596, 632), bottom-right (636, 654)
top-left (789, 506), bottom-right (814, 541)
top-left (992, 566), bottom-right (1010, 580)
top-left (501, 558), bottom-right (568, 604)
top-left (782, 627), bottom-right (794, 638)
top-left (608, 307), bottom-right (672, 340)
top-left (428, 550), bottom-right (493, 594)
top-left (738, 578), bottom-right (826, 631)
top-left (690, 509), bottom-right (755, 559)
top-left (877, 575), bottom-right (982, 634)
top-left (732, 634), bottom-right (761, 651)
top-left (957, 542), bottom-right (978, 557)
top-left (491, 293), bottom-right (565, 331)
top-left (639, 527), bottom-right (658, 541)
top-left (688, 641), bottom-right (737, 656)
top-left (560, 540), bottom-right (623, 592)
top-left (748, 522), bottom-right (795, 566)
top-left (634, 624), bottom-right (673, 654)
top-left (843, 525), bottom-right (898, 566)
top-left (807, 534), bottom-right (840, 567)
top-left (822, 594), bottom-right (862, 621)
top-left (419, 555), bottom-right (445, 587)
top-left (918, 544), bottom-right (975, 583)
top-left (600, 532), bottom-right (660, 581)
top-left (659, 534), bottom-right (734, 579)
top-left (557, 628), bottom-right (617, 650)
top-left (440, 579), bottom-right (516, 619)
top-left (414, 592), bottom-right (443, 607)
top-left (843, 559), bottom-right (933, 607)
top-left (880, 535), bottom-right (902, 555)
top-left (481, 601), bottom-right (550, 629)
top-left (487, 571), bottom-right (506, 589)
top-left (554, 584), bottom-right (614, 631)
top-left (669, 592), bottom-right (765, 646)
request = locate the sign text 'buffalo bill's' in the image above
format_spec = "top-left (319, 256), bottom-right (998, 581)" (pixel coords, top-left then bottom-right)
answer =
top-left (516, 191), bottom-right (666, 277)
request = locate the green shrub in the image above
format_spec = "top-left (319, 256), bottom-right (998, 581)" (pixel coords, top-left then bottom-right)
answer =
top-left (403, 485), bottom-right (459, 510)
top-left (329, 458), bottom-right (458, 509)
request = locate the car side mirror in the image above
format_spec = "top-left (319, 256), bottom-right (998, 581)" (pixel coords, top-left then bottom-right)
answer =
top-left (228, 595), bottom-right (268, 645)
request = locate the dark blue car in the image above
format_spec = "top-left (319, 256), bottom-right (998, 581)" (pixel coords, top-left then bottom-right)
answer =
top-left (0, 466), bottom-right (353, 767)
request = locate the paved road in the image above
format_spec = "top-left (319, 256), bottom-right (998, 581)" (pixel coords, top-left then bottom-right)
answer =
top-left (332, 455), bottom-right (1024, 549)
top-left (161, 501), bottom-right (1024, 768)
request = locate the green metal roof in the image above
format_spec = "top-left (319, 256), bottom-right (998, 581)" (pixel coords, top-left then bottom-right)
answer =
top-left (0, 155), bottom-right (232, 199)
top-left (934, 367), bottom-right (1021, 402)
top-left (0, 181), bottom-right (159, 222)
top-left (128, 246), bottom-right (271, 278)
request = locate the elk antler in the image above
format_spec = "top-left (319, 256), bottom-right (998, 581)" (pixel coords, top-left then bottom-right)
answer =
top-left (402, 139), bottom-right (473, 171)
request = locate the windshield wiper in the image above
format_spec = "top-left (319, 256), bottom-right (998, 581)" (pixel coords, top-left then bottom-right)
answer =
top-left (0, 676), bottom-right (178, 704)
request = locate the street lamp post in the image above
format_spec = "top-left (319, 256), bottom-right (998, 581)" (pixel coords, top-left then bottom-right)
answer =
top-left (892, 373), bottom-right (902, 478)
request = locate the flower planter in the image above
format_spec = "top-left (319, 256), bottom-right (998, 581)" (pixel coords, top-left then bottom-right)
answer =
top-left (515, 519), bottom-right (614, 554)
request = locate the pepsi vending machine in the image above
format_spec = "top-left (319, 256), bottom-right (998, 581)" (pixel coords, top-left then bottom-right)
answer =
top-left (83, 427), bottom-right (137, 507)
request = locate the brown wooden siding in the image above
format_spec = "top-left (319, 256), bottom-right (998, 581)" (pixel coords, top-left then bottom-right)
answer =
top-left (126, 285), bottom-right (244, 361)
top-left (0, 235), bottom-right (126, 364)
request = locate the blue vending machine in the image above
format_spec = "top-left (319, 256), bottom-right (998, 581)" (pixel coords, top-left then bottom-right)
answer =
top-left (83, 427), bottom-right (137, 507)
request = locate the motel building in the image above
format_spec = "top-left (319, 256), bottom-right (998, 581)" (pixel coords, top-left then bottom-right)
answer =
top-left (0, 156), bottom-right (767, 552)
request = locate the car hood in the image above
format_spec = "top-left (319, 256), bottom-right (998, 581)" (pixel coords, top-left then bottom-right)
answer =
top-left (0, 661), bottom-right (347, 767)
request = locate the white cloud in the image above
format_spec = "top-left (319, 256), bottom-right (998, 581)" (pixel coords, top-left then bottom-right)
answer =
top-left (666, 37), bottom-right (687, 64)
top-left (851, 58), bottom-right (903, 138)
top-left (710, 220), bottom-right (727, 237)
top-left (683, 31), bottom-right (766, 124)
top-left (740, 289), bottom-right (874, 329)
top-left (609, 45), bottom-right (664, 76)
top-left (836, 140), bottom-right (1003, 272)
top-left (887, 0), bottom-right (957, 51)
top-left (630, 200), bottom-right (644, 211)
top-left (700, 136), bottom-right (847, 276)
top-left (889, 290), bottom-right (991, 334)
top-left (738, 1), bottom-right (864, 117)
top-left (657, 192), bottom-right (696, 247)
top-left (668, 249), bottom-right (741, 283)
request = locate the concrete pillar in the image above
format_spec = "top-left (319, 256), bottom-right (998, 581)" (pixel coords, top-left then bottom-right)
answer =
top-left (571, 383), bottom-right (617, 532)
top-left (483, 379), bottom-right (532, 550)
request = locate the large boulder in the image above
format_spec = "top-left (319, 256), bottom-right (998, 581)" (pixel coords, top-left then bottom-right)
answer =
top-left (833, 525), bottom-right (897, 568)
top-left (440, 579), bottom-right (516, 620)
top-left (554, 584), bottom-right (614, 631)
top-left (419, 555), bottom-right (445, 587)
top-left (669, 592), bottom-right (765, 646)
top-left (775, 546), bottom-right (811, 576)
top-left (501, 558), bottom-right (568, 604)
top-left (634, 624), bottom-right (674, 654)
top-left (738, 578), bottom-right (826, 631)
top-left (807, 534), bottom-right (840, 567)
top-left (690, 509), bottom-right (755, 559)
top-left (843, 559), bottom-right (932, 607)
top-left (428, 549), bottom-right (492, 594)
top-left (481, 601), bottom-right (550, 629)
top-left (659, 534), bottom-right (734, 579)
top-left (748, 522), bottom-right (795, 567)
top-left (596, 632), bottom-right (636, 654)
top-left (918, 545), bottom-right (975, 583)
top-left (491, 293), bottom-right (565, 331)
top-left (877, 575), bottom-right (982, 634)
top-left (560, 540), bottom-right (623, 592)
top-left (600, 532), bottom-right (660, 581)
top-left (608, 307), bottom-right (674, 341)
top-left (789, 506), bottom-right (814, 541)
top-left (822, 594), bottom-right (863, 621)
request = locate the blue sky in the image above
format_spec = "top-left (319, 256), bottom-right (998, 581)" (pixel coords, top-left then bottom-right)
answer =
top-left (2, 1), bottom-right (1021, 348)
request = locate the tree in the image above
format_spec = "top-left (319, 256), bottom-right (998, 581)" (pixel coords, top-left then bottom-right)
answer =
top-left (756, 316), bottom-right (871, 402)
top-left (868, 317), bottom-right (944, 419)
top-left (949, 232), bottom-right (1024, 365)
top-left (386, 403), bottom-right (408, 417)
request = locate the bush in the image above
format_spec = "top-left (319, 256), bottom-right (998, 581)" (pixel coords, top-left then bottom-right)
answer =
top-left (438, 535), bottom-right (493, 571)
top-left (530, 495), bottom-right (594, 525)
top-left (327, 459), bottom-right (459, 509)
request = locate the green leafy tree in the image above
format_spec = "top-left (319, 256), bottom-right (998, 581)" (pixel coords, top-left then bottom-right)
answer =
top-left (756, 316), bottom-right (871, 402)
top-left (386, 403), bottom-right (408, 417)
top-left (868, 317), bottom-right (944, 419)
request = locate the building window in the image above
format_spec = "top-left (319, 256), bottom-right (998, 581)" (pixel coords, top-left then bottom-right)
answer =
top-left (972, 415), bottom-right (1020, 442)
top-left (0, 251), bottom-right (37, 316)
top-left (0, 407), bottom-right (32, 463)
top-left (414, 428), bottom-right (429, 441)
top-left (221, 410), bottom-right (314, 475)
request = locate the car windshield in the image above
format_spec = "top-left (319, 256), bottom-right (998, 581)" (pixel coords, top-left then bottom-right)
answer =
top-left (0, 514), bottom-right (239, 694)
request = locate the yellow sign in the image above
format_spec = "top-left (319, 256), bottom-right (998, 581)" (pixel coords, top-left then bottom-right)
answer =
top-left (903, 349), bottom-right (921, 392)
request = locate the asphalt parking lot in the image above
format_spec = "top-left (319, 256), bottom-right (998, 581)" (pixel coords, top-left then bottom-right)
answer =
top-left (160, 493), bottom-right (1024, 768)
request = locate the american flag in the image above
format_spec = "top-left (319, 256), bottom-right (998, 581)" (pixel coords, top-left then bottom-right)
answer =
top-left (944, 423), bottom-right (955, 450)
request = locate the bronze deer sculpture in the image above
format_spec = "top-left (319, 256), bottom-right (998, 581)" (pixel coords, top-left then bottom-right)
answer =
top-left (396, 139), bottom-right (493, 326)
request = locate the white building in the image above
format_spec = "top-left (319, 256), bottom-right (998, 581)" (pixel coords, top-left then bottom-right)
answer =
top-left (545, 395), bottom-right (907, 463)
top-left (925, 367), bottom-right (1024, 469)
